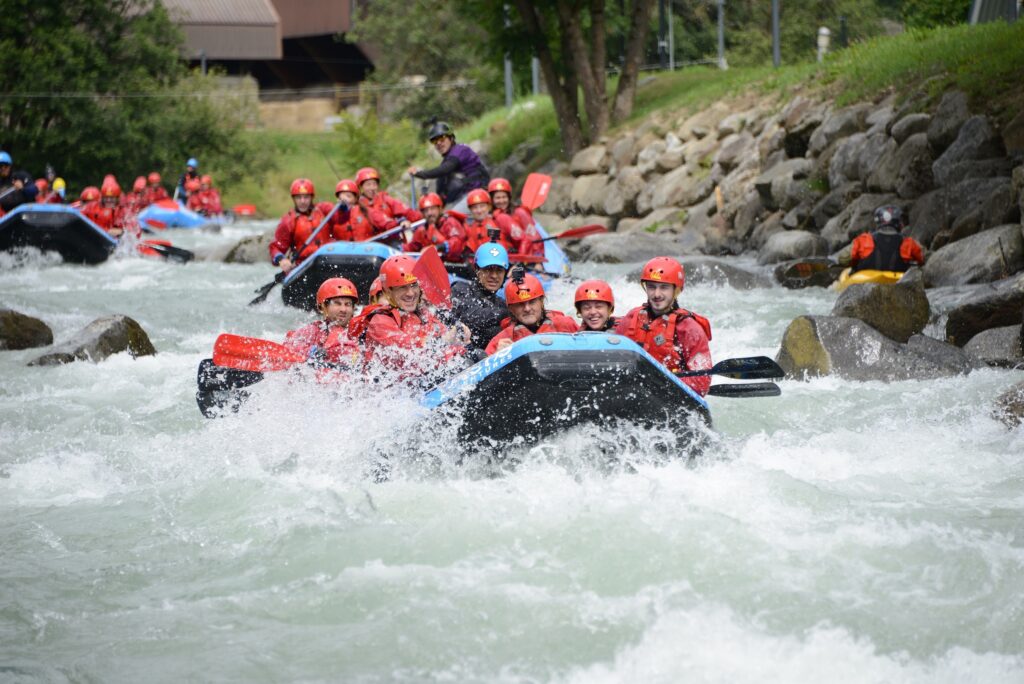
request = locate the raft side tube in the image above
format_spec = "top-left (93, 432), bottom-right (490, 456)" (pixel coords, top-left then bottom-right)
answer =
top-left (0, 203), bottom-right (117, 264)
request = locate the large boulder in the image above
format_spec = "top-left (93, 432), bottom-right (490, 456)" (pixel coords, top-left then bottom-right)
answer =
top-left (680, 256), bottom-right (774, 289)
top-left (932, 115), bottom-right (1007, 187)
top-left (776, 315), bottom-right (979, 381)
top-left (609, 135), bottom-right (637, 169)
top-left (649, 165), bottom-right (711, 210)
top-left (781, 97), bottom-right (829, 158)
top-left (544, 175), bottom-right (575, 216)
top-left (0, 308), bottom-right (53, 350)
top-left (757, 230), bottom-right (829, 265)
top-left (926, 90), bottom-right (970, 153)
top-left (714, 131), bottom-right (756, 173)
top-left (29, 315), bottom-right (156, 366)
top-left (636, 139), bottom-right (668, 177)
top-left (924, 224), bottom-right (1024, 287)
top-left (831, 269), bottom-right (930, 342)
top-left (890, 113), bottom-right (931, 144)
top-left (856, 132), bottom-right (898, 190)
top-left (909, 177), bottom-right (1014, 248)
top-left (944, 272), bottom-right (1024, 345)
top-left (807, 103), bottom-right (870, 156)
top-left (964, 324), bottom-right (1023, 367)
top-left (679, 102), bottom-right (730, 140)
top-left (570, 174), bottom-right (612, 214)
top-left (821, 193), bottom-right (899, 250)
top-left (754, 159), bottom-right (812, 211)
top-left (569, 145), bottom-right (609, 175)
top-left (570, 230), bottom-right (686, 263)
top-left (893, 133), bottom-right (936, 199)
top-left (828, 132), bottom-right (868, 189)
top-left (602, 166), bottom-right (646, 217)
top-left (811, 182), bottom-right (861, 230)
top-left (222, 229), bottom-right (274, 264)
top-left (773, 257), bottom-right (842, 289)
top-left (993, 381), bottom-right (1024, 429)
top-left (748, 211), bottom-right (785, 251)
top-left (944, 181), bottom-right (1021, 245)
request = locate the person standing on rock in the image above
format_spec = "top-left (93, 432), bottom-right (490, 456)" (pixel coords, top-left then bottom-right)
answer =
top-left (849, 205), bottom-right (924, 273)
top-left (616, 257), bottom-right (713, 397)
top-left (407, 120), bottom-right (490, 206)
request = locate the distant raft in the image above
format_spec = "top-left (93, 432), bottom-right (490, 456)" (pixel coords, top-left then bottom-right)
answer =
top-left (0, 204), bottom-right (117, 264)
top-left (138, 199), bottom-right (222, 230)
top-left (422, 332), bottom-right (711, 450)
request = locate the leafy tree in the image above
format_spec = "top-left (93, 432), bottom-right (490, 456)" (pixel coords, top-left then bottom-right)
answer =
top-left (899, 0), bottom-right (971, 28)
top-left (348, 0), bottom-right (502, 125)
top-left (0, 0), bottom-right (264, 192)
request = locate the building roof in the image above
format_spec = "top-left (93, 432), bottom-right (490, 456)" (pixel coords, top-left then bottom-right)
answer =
top-left (162, 0), bottom-right (279, 26)
top-left (162, 0), bottom-right (281, 59)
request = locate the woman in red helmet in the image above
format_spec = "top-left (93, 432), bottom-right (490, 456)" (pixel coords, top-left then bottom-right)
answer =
top-left (327, 179), bottom-right (373, 241)
top-left (485, 273), bottom-right (578, 355)
top-left (488, 178), bottom-right (542, 256)
top-left (268, 178), bottom-right (336, 274)
top-left (144, 172), bottom-right (168, 205)
top-left (574, 279), bottom-right (617, 332)
top-left (363, 255), bottom-right (468, 374)
top-left (402, 193), bottom-right (468, 261)
top-left (615, 256), bottom-right (713, 396)
top-left (284, 277), bottom-right (361, 367)
top-left (354, 167), bottom-right (422, 240)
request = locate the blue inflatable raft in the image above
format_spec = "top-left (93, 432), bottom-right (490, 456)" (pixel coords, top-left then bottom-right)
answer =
top-left (422, 332), bottom-right (711, 446)
top-left (138, 200), bottom-right (221, 230)
top-left (0, 204), bottom-right (117, 264)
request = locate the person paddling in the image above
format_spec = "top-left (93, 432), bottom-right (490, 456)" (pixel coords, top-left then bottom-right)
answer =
top-left (363, 255), bottom-right (468, 376)
top-left (451, 241), bottom-right (510, 354)
top-left (489, 177), bottom-right (542, 257)
top-left (615, 257), bottom-right (713, 396)
top-left (176, 157), bottom-right (200, 199)
top-left (284, 277), bottom-right (361, 367)
top-left (144, 172), bottom-right (168, 205)
top-left (188, 175), bottom-right (223, 217)
top-left (574, 280), bottom-right (617, 332)
top-left (328, 179), bottom-right (372, 241)
top-left (402, 193), bottom-right (468, 261)
top-left (849, 205), bottom-right (924, 273)
top-left (84, 179), bottom-right (132, 238)
top-left (486, 272), bottom-right (578, 355)
top-left (268, 178), bottom-right (340, 275)
top-left (355, 167), bottom-right (421, 242)
top-left (407, 120), bottom-right (489, 205)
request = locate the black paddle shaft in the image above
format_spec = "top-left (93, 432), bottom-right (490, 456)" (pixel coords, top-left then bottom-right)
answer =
top-left (677, 356), bottom-right (785, 380)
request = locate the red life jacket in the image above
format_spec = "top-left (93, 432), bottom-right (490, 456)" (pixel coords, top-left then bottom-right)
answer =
top-left (348, 303), bottom-right (387, 341)
top-left (331, 205), bottom-right (373, 241)
top-left (290, 207), bottom-right (328, 259)
top-left (619, 306), bottom-right (712, 374)
top-left (465, 216), bottom-right (500, 253)
top-left (485, 310), bottom-right (578, 355)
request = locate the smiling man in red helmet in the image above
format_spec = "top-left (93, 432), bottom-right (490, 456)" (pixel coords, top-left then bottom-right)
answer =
top-left (268, 178), bottom-right (340, 274)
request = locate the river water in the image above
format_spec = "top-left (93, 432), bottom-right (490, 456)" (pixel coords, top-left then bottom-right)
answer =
top-left (2, 221), bottom-right (1023, 683)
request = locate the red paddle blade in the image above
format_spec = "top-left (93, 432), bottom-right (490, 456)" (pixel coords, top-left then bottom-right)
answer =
top-left (509, 253), bottom-right (546, 263)
top-left (557, 224), bottom-right (608, 239)
top-left (143, 217), bottom-right (167, 230)
top-left (413, 246), bottom-right (452, 308)
top-left (233, 204), bottom-right (257, 216)
top-left (520, 173), bottom-right (552, 211)
top-left (155, 199), bottom-right (179, 210)
top-left (212, 334), bottom-right (306, 372)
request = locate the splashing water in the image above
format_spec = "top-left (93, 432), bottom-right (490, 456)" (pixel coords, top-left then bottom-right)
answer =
top-left (1, 223), bottom-right (1023, 682)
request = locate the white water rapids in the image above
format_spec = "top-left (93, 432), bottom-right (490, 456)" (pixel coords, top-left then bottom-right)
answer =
top-left (2, 221), bottom-right (1023, 682)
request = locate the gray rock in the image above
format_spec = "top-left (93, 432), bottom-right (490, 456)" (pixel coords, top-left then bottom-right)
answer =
top-left (938, 158), bottom-right (1015, 186)
top-left (811, 182), bottom-right (861, 230)
top-left (774, 257), bottom-right (842, 289)
top-left (754, 158), bottom-right (813, 211)
top-left (0, 308), bottom-right (53, 350)
top-left (781, 97), bottom-right (829, 158)
top-left (1016, 166), bottom-right (1024, 221)
top-left (1003, 110), bottom-right (1024, 155)
top-left (932, 115), bottom-right (1007, 187)
top-left (681, 135), bottom-right (719, 174)
top-left (821, 193), bottom-right (900, 250)
top-left (649, 165), bottom-right (698, 209)
top-left (572, 230), bottom-right (686, 263)
top-left (733, 191), bottom-right (766, 241)
top-left (808, 103), bottom-right (870, 156)
top-left (828, 132), bottom-right (868, 189)
top-left (964, 324), bottom-right (1023, 367)
top-left (945, 272), bottom-right (1024, 346)
top-left (781, 177), bottom-right (823, 213)
top-left (672, 256), bottom-right (774, 289)
top-left (717, 112), bottom-right (747, 137)
top-left (714, 132), bottom-right (756, 173)
top-left (757, 230), bottom-right (829, 265)
top-left (609, 135), bottom-right (637, 169)
top-left (946, 183), bottom-right (1020, 244)
top-left (782, 201), bottom-right (816, 231)
top-left (223, 230), bottom-right (275, 264)
top-left (866, 104), bottom-right (896, 135)
top-left (926, 90), bottom-right (970, 153)
top-left (29, 315), bottom-right (156, 366)
top-left (655, 148), bottom-right (685, 173)
top-left (757, 120), bottom-right (786, 163)
top-left (679, 102), bottom-right (730, 140)
top-left (629, 207), bottom-right (687, 234)
top-left (749, 211), bottom-right (786, 251)
top-left (831, 269), bottom-right (930, 342)
top-left (993, 380), bottom-right (1024, 428)
top-left (909, 177), bottom-right (1014, 249)
top-left (545, 175), bottom-right (575, 216)
top-left (890, 113), bottom-right (931, 145)
top-left (602, 166), bottom-right (645, 217)
top-left (925, 224), bottom-right (1024, 286)
top-left (857, 132), bottom-right (898, 189)
top-left (894, 133), bottom-right (935, 199)
top-left (776, 315), bottom-right (979, 381)
top-left (569, 145), bottom-right (610, 176)
top-left (570, 174), bottom-right (612, 214)
top-left (636, 140), bottom-right (668, 177)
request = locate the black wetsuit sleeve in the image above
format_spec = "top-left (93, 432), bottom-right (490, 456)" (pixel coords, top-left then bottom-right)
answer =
top-left (413, 156), bottom-right (460, 180)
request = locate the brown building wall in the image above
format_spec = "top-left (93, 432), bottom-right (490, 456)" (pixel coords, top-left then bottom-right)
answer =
top-left (270, 0), bottom-right (352, 38)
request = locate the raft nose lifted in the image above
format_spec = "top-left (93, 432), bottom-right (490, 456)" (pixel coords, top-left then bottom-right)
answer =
top-left (0, 204), bottom-right (117, 264)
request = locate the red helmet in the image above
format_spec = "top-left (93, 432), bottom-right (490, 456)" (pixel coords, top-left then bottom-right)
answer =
top-left (487, 178), bottom-right (512, 194)
top-left (185, 179), bottom-right (201, 193)
top-left (132, 176), bottom-right (146, 192)
top-left (355, 167), bottom-right (380, 186)
top-left (316, 277), bottom-right (359, 307)
top-left (200, 174), bottom-right (212, 185)
top-left (335, 179), bottom-right (358, 196)
top-left (101, 180), bottom-right (121, 198)
top-left (290, 178), bottom-right (314, 196)
top-left (466, 188), bottom-right (491, 207)
top-left (147, 172), bottom-right (161, 184)
top-left (35, 178), bottom-right (48, 192)
top-left (369, 275), bottom-right (384, 300)
top-left (379, 254), bottom-right (419, 289)
top-left (640, 256), bottom-right (685, 289)
top-left (504, 273), bottom-right (545, 304)
top-left (80, 186), bottom-right (100, 202)
top-left (574, 279), bottom-right (614, 310)
top-left (418, 192), bottom-right (443, 210)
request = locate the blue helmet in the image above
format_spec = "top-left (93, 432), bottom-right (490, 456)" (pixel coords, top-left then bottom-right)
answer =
top-left (186, 157), bottom-right (199, 168)
top-left (0, 151), bottom-right (11, 165)
top-left (475, 242), bottom-right (509, 270)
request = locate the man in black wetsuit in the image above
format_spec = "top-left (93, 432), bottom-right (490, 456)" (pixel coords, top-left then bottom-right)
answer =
top-left (451, 240), bottom-right (510, 357)
top-left (0, 151), bottom-right (38, 214)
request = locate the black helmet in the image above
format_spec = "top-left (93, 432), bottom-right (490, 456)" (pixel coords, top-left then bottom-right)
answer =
top-left (427, 120), bottom-right (455, 142)
top-left (873, 205), bottom-right (904, 230)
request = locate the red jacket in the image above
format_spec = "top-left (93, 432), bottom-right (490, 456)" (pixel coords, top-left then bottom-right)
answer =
top-left (330, 204), bottom-right (372, 241)
top-left (402, 213), bottom-right (468, 261)
top-left (615, 305), bottom-right (712, 396)
top-left (268, 205), bottom-right (331, 263)
top-left (121, 192), bottom-right (147, 216)
top-left (359, 193), bottom-right (423, 233)
top-left (464, 215), bottom-right (504, 255)
top-left (187, 188), bottom-right (222, 217)
top-left (35, 191), bottom-right (63, 205)
top-left (284, 320), bottom-right (360, 366)
top-left (364, 305), bottom-right (462, 372)
top-left (144, 186), bottom-right (169, 205)
top-left (83, 201), bottom-right (133, 235)
top-left (485, 310), bottom-right (579, 355)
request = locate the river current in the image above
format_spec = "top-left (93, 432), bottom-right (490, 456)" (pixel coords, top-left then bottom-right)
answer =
top-left (2, 221), bottom-right (1023, 682)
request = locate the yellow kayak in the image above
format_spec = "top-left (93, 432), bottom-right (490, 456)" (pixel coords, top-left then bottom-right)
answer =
top-left (832, 268), bottom-right (905, 293)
